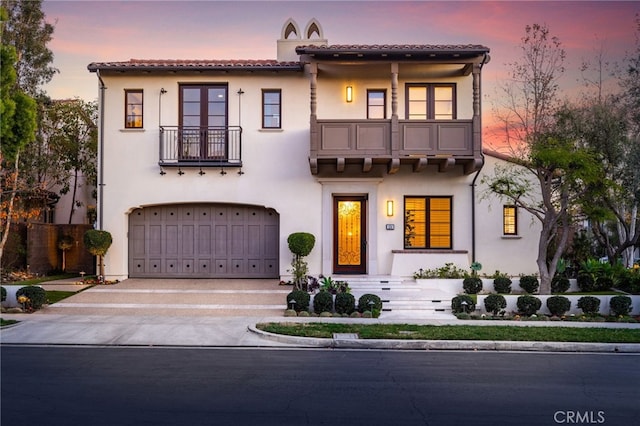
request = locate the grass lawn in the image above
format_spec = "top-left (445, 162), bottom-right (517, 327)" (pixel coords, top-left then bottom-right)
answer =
top-left (1, 318), bottom-right (19, 327)
top-left (256, 322), bottom-right (640, 343)
top-left (46, 290), bottom-right (78, 304)
top-left (2, 273), bottom-right (78, 286)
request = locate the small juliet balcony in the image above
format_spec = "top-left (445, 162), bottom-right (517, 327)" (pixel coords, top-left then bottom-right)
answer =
top-left (309, 119), bottom-right (482, 176)
top-left (159, 126), bottom-right (242, 167)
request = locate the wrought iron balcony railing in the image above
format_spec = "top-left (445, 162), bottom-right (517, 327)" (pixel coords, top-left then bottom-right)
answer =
top-left (159, 126), bottom-right (242, 166)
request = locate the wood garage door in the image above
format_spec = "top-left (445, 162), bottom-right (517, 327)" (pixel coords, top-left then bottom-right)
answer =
top-left (129, 204), bottom-right (279, 278)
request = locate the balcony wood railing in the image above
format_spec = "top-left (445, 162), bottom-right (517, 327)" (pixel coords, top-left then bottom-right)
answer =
top-left (310, 119), bottom-right (481, 175)
top-left (159, 126), bottom-right (242, 167)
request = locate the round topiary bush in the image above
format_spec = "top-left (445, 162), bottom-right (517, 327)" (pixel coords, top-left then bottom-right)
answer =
top-left (609, 295), bottom-right (632, 317)
top-left (1, 286), bottom-right (6, 302)
top-left (517, 295), bottom-right (542, 316)
top-left (16, 286), bottom-right (47, 311)
top-left (595, 276), bottom-right (614, 291)
top-left (546, 295), bottom-right (571, 316)
top-left (551, 275), bottom-right (571, 293)
top-left (286, 290), bottom-right (310, 313)
top-left (287, 232), bottom-right (316, 257)
top-left (463, 277), bottom-right (482, 294)
top-left (577, 296), bottom-right (601, 315)
top-left (577, 272), bottom-right (595, 292)
top-left (334, 292), bottom-right (355, 315)
top-left (518, 275), bottom-right (539, 294)
top-left (313, 291), bottom-right (334, 314)
top-left (493, 276), bottom-right (512, 294)
top-left (484, 294), bottom-right (506, 316)
top-left (357, 294), bottom-right (382, 315)
top-left (451, 295), bottom-right (476, 313)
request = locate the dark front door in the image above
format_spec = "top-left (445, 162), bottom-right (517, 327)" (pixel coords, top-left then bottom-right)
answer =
top-left (333, 196), bottom-right (367, 274)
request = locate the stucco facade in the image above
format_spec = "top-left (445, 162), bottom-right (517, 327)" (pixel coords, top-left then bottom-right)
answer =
top-left (89, 18), bottom-right (539, 282)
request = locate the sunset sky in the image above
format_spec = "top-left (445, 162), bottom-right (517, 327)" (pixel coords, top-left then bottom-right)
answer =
top-left (41, 0), bottom-right (639, 148)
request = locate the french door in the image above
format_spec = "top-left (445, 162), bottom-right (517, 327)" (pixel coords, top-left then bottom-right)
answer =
top-left (179, 84), bottom-right (228, 160)
top-left (333, 196), bottom-right (367, 274)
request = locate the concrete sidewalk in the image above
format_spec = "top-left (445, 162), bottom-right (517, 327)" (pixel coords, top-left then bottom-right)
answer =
top-left (2, 277), bottom-right (639, 352)
top-left (2, 311), bottom-right (640, 352)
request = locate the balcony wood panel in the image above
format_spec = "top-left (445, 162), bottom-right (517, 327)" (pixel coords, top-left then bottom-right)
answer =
top-left (319, 120), bottom-right (390, 156)
top-left (312, 119), bottom-right (480, 175)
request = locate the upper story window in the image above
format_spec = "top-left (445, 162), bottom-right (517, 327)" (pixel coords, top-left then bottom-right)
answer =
top-left (406, 84), bottom-right (455, 120)
top-left (367, 89), bottom-right (386, 119)
top-left (404, 196), bottom-right (452, 249)
top-left (125, 89), bottom-right (143, 128)
top-left (503, 205), bottom-right (518, 235)
top-left (262, 89), bottom-right (281, 129)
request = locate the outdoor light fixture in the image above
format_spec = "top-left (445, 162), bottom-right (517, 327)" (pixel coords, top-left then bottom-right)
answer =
top-left (386, 200), bottom-right (394, 217)
top-left (346, 85), bottom-right (353, 102)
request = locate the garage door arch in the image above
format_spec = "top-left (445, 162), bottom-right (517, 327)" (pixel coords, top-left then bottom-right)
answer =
top-left (129, 203), bottom-right (279, 278)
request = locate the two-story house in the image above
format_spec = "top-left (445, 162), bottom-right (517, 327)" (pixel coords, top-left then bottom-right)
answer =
top-left (88, 18), bottom-right (539, 283)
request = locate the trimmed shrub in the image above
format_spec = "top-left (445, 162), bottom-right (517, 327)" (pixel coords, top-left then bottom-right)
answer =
top-left (462, 277), bottom-right (482, 294)
top-left (287, 232), bottom-right (316, 257)
top-left (551, 275), bottom-right (570, 293)
top-left (313, 291), bottom-right (334, 314)
top-left (517, 295), bottom-right (542, 316)
top-left (518, 275), bottom-right (539, 294)
top-left (493, 276), bottom-right (512, 294)
top-left (577, 272), bottom-right (595, 292)
top-left (358, 294), bottom-right (382, 314)
top-left (16, 286), bottom-right (47, 311)
top-left (1, 286), bottom-right (6, 302)
top-left (286, 290), bottom-right (310, 313)
top-left (546, 296), bottom-right (571, 316)
top-left (595, 276), bottom-right (613, 291)
top-left (484, 294), bottom-right (506, 316)
top-left (334, 292), bottom-right (356, 315)
top-left (577, 296), bottom-right (601, 315)
top-left (451, 295), bottom-right (476, 314)
top-left (609, 295), bottom-right (632, 317)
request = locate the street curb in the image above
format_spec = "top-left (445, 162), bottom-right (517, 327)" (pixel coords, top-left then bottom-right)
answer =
top-left (247, 325), bottom-right (640, 352)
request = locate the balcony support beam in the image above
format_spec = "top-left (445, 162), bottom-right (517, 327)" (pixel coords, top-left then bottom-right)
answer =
top-left (438, 157), bottom-right (455, 173)
top-left (413, 157), bottom-right (428, 172)
top-left (363, 158), bottom-right (372, 172)
top-left (388, 158), bottom-right (400, 174)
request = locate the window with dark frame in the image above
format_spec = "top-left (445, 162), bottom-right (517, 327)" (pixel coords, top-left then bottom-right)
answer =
top-left (262, 89), bottom-right (281, 129)
top-left (404, 196), bottom-right (452, 249)
top-left (405, 84), bottom-right (455, 120)
top-left (367, 89), bottom-right (386, 119)
top-left (503, 205), bottom-right (517, 235)
top-left (125, 89), bottom-right (143, 128)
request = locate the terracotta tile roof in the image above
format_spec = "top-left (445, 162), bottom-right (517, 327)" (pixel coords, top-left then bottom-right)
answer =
top-left (296, 44), bottom-right (490, 58)
top-left (88, 59), bottom-right (303, 72)
top-left (297, 44), bottom-right (489, 52)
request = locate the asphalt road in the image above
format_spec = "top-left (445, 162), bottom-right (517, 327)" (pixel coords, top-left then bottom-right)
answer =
top-left (2, 346), bottom-right (638, 426)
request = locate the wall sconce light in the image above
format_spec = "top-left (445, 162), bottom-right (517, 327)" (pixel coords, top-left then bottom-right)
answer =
top-left (346, 85), bottom-right (353, 103)
top-left (386, 200), bottom-right (394, 217)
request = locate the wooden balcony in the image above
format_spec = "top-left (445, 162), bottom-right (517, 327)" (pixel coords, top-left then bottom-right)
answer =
top-left (159, 126), bottom-right (242, 167)
top-left (310, 119), bottom-right (482, 176)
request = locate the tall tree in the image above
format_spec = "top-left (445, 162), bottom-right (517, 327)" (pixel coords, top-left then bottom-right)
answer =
top-left (45, 99), bottom-right (98, 224)
top-left (483, 24), bottom-right (587, 294)
top-left (1, 0), bottom-right (57, 96)
top-left (1, 0), bottom-right (54, 272)
top-left (0, 29), bottom-right (38, 272)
